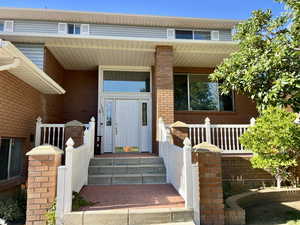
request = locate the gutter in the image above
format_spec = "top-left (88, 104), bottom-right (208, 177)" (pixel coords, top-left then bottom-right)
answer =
top-left (0, 57), bottom-right (20, 71)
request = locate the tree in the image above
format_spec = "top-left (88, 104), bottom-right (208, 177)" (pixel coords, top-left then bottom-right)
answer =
top-left (210, 0), bottom-right (300, 112)
top-left (239, 107), bottom-right (300, 188)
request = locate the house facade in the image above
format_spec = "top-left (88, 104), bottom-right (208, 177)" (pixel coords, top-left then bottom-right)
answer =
top-left (0, 8), bottom-right (261, 192)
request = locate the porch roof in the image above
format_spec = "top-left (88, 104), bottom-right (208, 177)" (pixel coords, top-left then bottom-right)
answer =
top-left (1, 33), bottom-right (238, 70)
top-left (0, 40), bottom-right (65, 94)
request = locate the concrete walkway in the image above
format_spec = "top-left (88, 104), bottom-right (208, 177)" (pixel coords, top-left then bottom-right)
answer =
top-left (79, 184), bottom-right (185, 211)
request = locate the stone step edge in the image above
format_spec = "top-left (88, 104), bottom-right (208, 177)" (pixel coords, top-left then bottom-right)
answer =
top-left (64, 208), bottom-right (193, 225)
top-left (89, 165), bottom-right (165, 168)
top-left (88, 173), bottom-right (166, 178)
top-left (91, 157), bottom-right (163, 160)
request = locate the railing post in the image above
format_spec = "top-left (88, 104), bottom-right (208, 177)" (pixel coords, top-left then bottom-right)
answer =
top-left (89, 117), bottom-right (96, 158)
top-left (205, 117), bottom-right (211, 144)
top-left (56, 166), bottom-right (66, 225)
top-left (250, 117), bottom-right (256, 126)
top-left (183, 137), bottom-right (193, 208)
top-left (35, 116), bottom-right (42, 147)
top-left (64, 138), bottom-right (74, 213)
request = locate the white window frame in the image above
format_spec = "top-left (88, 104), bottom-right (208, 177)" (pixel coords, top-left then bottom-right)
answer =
top-left (174, 29), bottom-right (219, 41)
top-left (67, 23), bottom-right (81, 35)
top-left (174, 73), bottom-right (235, 112)
top-left (0, 138), bottom-right (23, 181)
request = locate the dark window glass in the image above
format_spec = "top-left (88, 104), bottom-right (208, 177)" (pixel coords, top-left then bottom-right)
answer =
top-left (219, 93), bottom-right (234, 111)
top-left (74, 24), bottom-right (81, 34)
top-left (175, 30), bottom-right (193, 39)
top-left (174, 75), bottom-right (188, 110)
top-left (9, 139), bottom-right (23, 178)
top-left (0, 139), bottom-right (10, 180)
top-left (0, 23), bottom-right (4, 32)
top-left (194, 31), bottom-right (211, 40)
top-left (106, 102), bottom-right (112, 126)
top-left (103, 71), bottom-right (150, 92)
top-left (67, 24), bottom-right (74, 34)
top-left (189, 75), bottom-right (219, 111)
top-left (142, 103), bottom-right (147, 126)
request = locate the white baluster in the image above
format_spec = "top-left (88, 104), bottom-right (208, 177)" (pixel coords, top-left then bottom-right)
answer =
top-left (35, 117), bottom-right (42, 146)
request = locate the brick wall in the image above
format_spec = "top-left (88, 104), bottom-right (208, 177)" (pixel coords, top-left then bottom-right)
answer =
top-left (43, 48), bottom-right (65, 123)
top-left (173, 67), bottom-right (258, 124)
top-left (0, 71), bottom-right (44, 190)
top-left (222, 156), bottom-right (273, 185)
top-left (63, 70), bottom-right (98, 123)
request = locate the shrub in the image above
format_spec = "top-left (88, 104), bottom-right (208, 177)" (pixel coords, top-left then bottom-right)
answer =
top-left (72, 192), bottom-right (93, 211)
top-left (0, 198), bottom-right (23, 222)
top-left (45, 201), bottom-right (56, 225)
top-left (240, 107), bottom-right (300, 188)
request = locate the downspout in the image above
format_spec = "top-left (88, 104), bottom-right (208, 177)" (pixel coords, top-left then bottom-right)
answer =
top-left (0, 57), bottom-right (20, 71)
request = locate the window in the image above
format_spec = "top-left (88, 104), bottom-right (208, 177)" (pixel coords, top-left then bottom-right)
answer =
top-left (175, 30), bottom-right (216, 40)
top-left (142, 103), bottom-right (148, 126)
top-left (174, 74), bottom-right (234, 111)
top-left (103, 71), bottom-right (150, 92)
top-left (67, 24), bottom-right (81, 35)
top-left (0, 138), bottom-right (23, 181)
top-left (0, 22), bottom-right (3, 32)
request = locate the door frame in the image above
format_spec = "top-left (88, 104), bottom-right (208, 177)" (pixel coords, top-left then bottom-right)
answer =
top-left (97, 66), bottom-right (152, 154)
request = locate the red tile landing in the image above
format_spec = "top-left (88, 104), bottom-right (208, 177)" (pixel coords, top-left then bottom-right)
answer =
top-left (95, 153), bottom-right (156, 158)
top-left (79, 184), bottom-right (185, 211)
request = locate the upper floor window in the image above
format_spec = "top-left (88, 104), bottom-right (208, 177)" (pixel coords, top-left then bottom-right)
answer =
top-left (68, 23), bottom-right (81, 35)
top-left (174, 29), bottom-right (219, 41)
top-left (174, 74), bottom-right (234, 111)
top-left (0, 138), bottom-right (23, 181)
top-left (0, 22), bottom-right (4, 32)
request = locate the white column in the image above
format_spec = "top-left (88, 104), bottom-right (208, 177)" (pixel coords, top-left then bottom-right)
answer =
top-left (64, 138), bottom-right (74, 213)
top-left (192, 162), bottom-right (200, 225)
top-left (89, 117), bottom-right (96, 158)
top-left (183, 137), bottom-right (193, 208)
top-left (35, 117), bottom-right (42, 147)
top-left (205, 117), bottom-right (211, 144)
top-left (56, 166), bottom-right (66, 225)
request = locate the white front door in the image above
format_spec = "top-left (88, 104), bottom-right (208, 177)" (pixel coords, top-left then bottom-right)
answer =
top-left (103, 98), bottom-right (151, 153)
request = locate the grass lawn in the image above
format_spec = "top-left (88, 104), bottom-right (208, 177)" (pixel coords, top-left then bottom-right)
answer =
top-left (246, 201), bottom-right (300, 225)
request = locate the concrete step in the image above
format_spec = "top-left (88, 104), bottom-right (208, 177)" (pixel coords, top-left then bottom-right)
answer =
top-left (88, 165), bottom-right (166, 175)
top-left (64, 208), bottom-right (194, 225)
top-left (88, 173), bottom-right (166, 185)
top-left (89, 157), bottom-right (164, 166)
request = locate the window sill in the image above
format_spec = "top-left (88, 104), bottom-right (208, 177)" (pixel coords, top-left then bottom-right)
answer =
top-left (0, 176), bottom-right (24, 192)
top-left (175, 110), bottom-right (237, 115)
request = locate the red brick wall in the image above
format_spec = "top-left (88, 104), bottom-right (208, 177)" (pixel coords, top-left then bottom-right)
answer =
top-left (222, 156), bottom-right (273, 184)
top-left (63, 70), bottom-right (98, 123)
top-left (43, 48), bottom-right (65, 123)
top-left (173, 67), bottom-right (258, 124)
top-left (0, 71), bottom-right (44, 190)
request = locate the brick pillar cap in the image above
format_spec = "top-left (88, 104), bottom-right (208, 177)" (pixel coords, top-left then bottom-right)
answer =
top-left (193, 142), bottom-right (221, 153)
top-left (26, 144), bottom-right (64, 156)
top-left (170, 121), bottom-right (189, 128)
top-left (65, 120), bottom-right (85, 127)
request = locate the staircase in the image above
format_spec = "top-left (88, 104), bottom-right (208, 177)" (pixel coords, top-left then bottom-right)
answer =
top-left (88, 156), bottom-right (167, 185)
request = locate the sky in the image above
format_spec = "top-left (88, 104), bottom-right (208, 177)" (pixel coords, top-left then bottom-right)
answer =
top-left (0, 0), bottom-right (285, 20)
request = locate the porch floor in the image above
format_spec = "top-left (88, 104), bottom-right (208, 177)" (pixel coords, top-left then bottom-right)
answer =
top-left (78, 184), bottom-right (185, 211)
top-left (95, 153), bottom-right (156, 158)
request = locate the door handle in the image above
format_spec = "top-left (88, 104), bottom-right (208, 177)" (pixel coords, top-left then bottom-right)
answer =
top-left (115, 127), bottom-right (118, 135)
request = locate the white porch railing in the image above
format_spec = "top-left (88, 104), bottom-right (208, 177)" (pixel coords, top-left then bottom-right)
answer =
top-left (158, 118), bottom-right (195, 209)
top-left (55, 118), bottom-right (95, 225)
top-left (35, 117), bottom-right (89, 149)
top-left (188, 117), bottom-right (255, 153)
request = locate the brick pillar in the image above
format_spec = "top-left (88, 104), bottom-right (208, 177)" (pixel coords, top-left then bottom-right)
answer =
top-left (153, 46), bottom-right (174, 154)
top-left (192, 142), bottom-right (225, 225)
top-left (64, 120), bottom-right (85, 147)
top-left (26, 145), bottom-right (63, 225)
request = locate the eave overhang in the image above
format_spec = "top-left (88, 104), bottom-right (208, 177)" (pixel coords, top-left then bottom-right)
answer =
top-left (0, 40), bottom-right (65, 94)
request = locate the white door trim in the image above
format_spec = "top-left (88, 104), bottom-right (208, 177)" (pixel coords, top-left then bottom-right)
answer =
top-left (97, 65), bottom-right (152, 154)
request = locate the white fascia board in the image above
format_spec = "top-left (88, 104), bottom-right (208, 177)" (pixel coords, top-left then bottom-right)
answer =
top-left (0, 40), bottom-right (65, 94)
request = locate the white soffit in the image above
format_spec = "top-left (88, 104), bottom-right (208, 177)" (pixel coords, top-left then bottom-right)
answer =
top-left (0, 40), bottom-right (65, 94)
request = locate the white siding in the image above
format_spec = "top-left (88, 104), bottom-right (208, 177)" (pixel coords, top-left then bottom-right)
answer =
top-left (14, 43), bottom-right (44, 69)
top-left (14, 20), bottom-right (58, 34)
top-left (90, 24), bottom-right (167, 38)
